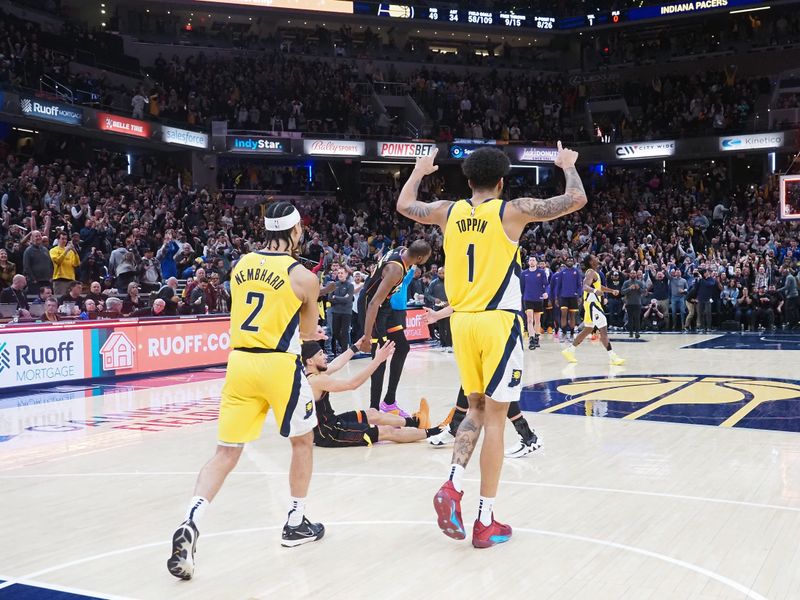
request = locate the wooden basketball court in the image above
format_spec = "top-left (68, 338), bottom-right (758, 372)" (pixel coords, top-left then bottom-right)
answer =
top-left (1, 333), bottom-right (799, 600)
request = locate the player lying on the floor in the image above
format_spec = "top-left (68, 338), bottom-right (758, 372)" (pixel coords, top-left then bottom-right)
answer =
top-left (424, 305), bottom-right (541, 458)
top-left (302, 338), bottom-right (446, 447)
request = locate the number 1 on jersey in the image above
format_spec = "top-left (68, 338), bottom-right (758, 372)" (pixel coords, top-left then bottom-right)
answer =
top-left (466, 243), bottom-right (475, 282)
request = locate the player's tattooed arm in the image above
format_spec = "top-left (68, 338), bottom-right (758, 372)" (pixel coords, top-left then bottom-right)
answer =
top-left (397, 148), bottom-right (452, 226)
top-left (510, 169), bottom-right (587, 222)
top-left (452, 415), bottom-right (481, 467)
top-left (506, 141), bottom-right (587, 228)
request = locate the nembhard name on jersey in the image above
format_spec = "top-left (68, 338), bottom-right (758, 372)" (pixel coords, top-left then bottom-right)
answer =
top-left (454, 218), bottom-right (488, 234)
top-left (234, 267), bottom-right (287, 290)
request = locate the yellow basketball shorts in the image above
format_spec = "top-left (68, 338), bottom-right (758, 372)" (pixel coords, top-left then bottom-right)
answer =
top-left (218, 350), bottom-right (317, 444)
top-left (583, 293), bottom-right (608, 329)
top-left (451, 310), bottom-right (524, 404)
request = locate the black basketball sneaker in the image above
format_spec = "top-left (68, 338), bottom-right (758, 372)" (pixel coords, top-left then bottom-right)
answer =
top-left (167, 519), bottom-right (198, 580)
top-left (281, 516), bottom-right (325, 547)
top-left (504, 429), bottom-right (542, 458)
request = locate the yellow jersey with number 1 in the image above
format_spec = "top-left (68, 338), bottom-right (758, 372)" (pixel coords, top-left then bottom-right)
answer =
top-left (229, 251), bottom-right (302, 354)
top-left (443, 198), bottom-right (522, 313)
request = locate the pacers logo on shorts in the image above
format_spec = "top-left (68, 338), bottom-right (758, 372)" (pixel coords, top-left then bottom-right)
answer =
top-left (508, 369), bottom-right (522, 388)
top-left (304, 400), bottom-right (314, 419)
top-left (519, 375), bottom-right (800, 432)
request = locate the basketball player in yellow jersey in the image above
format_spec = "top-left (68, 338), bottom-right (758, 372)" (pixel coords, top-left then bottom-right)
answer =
top-left (561, 254), bottom-right (625, 365)
top-left (167, 202), bottom-right (326, 581)
top-left (397, 143), bottom-right (587, 548)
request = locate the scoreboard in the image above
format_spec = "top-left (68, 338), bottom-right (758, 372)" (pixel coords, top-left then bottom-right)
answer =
top-left (355, 3), bottom-right (557, 30)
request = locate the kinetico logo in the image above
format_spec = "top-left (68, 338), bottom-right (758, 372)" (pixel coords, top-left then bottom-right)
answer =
top-left (719, 133), bottom-right (784, 151)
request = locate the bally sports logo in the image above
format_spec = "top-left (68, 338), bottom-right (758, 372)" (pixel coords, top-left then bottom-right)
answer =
top-left (304, 139), bottom-right (365, 156)
top-left (615, 140), bottom-right (676, 160)
top-left (378, 142), bottom-right (435, 158)
top-left (99, 331), bottom-right (136, 371)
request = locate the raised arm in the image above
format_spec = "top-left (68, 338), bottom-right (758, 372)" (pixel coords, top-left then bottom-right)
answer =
top-left (505, 141), bottom-right (587, 237)
top-left (396, 148), bottom-right (452, 227)
top-left (313, 341), bottom-right (395, 393)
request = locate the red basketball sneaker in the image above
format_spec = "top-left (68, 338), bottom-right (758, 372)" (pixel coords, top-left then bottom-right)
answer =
top-left (433, 481), bottom-right (466, 540)
top-left (472, 516), bottom-right (512, 549)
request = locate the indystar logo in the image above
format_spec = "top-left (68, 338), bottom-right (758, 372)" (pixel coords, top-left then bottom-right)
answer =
top-left (233, 137), bottom-right (283, 151)
top-left (0, 342), bottom-right (9, 373)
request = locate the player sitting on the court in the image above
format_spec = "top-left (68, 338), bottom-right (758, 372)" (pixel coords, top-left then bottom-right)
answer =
top-left (303, 338), bottom-right (446, 446)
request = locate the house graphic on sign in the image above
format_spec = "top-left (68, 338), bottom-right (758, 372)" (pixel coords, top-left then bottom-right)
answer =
top-left (99, 331), bottom-right (136, 370)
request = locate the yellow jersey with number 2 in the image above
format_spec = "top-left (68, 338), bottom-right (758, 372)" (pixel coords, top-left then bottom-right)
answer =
top-left (444, 198), bottom-right (522, 313)
top-left (229, 251), bottom-right (302, 354)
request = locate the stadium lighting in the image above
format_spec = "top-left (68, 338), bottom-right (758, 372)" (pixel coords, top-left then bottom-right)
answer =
top-left (729, 5), bottom-right (770, 13)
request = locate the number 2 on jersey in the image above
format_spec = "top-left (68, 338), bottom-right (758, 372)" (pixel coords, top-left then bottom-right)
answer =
top-left (241, 291), bottom-right (265, 331)
top-left (466, 243), bottom-right (475, 282)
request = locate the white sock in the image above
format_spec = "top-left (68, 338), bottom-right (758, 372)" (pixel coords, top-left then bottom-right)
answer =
top-left (287, 496), bottom-right (305, 527)
top-left (478, 496), bottom-right (495, 526)
top-left (185, 496), bottom-right (208, 527)
top-left (607, 349), bottom-right (616, 356)
top-left (448, 464), bottom-right (465, 493)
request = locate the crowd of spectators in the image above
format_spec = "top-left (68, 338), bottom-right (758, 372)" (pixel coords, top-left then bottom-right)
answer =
top-left (0, 141), bottom-right (798, 337)
top-left (2, 5), bottom-right (795, 145)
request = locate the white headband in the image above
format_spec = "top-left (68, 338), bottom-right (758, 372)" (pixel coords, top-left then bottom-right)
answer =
top-left (264, 208), bottom-right (301, 232)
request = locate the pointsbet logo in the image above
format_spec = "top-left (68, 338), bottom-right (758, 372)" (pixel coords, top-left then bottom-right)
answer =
top-left (0, 332), bottom-right (84, 385)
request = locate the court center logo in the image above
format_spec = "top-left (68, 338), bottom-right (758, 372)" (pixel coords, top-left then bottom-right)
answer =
top-left (520, 375), bottom-right (800, 432)
top-left (99, 331), bottom-right (136, 371)
top-left (0, 341), bottom-right (9, 373)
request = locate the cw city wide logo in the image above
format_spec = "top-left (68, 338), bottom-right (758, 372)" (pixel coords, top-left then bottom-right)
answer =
top-left (615, 141), bottom-right (675, 158)
top-left (521, 375), bottom-right (800, 431)
top-left (0, 341), bottom-right (10, 373)
top-left (99, 331), bottom-right (136, 371)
